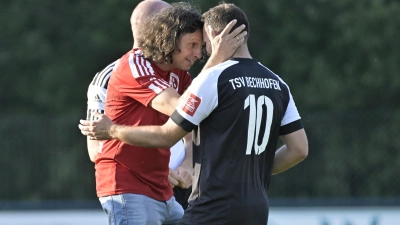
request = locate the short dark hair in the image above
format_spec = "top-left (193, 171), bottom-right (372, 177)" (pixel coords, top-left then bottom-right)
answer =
top-left (202, 3), bottom-right (250, 41)
top-left (139, 2), bottom-right (204, 64)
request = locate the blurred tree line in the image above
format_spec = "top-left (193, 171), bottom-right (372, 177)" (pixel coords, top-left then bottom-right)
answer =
top-left (1, 0), bottom-right (399, 202)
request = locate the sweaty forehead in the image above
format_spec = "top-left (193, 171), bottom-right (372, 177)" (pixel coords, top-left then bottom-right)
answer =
top-left (182, 29), bottom-right (203, 41)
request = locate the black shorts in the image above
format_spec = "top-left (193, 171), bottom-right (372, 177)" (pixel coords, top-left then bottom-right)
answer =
top-left (173, 186), bottom-right (192, 209)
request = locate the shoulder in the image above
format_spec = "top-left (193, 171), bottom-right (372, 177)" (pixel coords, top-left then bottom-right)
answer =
top-left (116, 49), bottom-right (156, 78)
top-left (196, 60), bottom-right (239, 82)
top-left (89, 60), bottom-right (118, 88)
top-left (205, 60), bottom-right (239, 75)
top-left (256, 62), bottom-right (291, 91)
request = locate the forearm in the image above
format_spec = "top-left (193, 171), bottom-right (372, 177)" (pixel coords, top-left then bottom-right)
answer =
top-left (272, 144), bottom-right (307, 175)
top-left (109, 124), bottom-right (179, 148)
top-left (150, 88), bottom-right (181, 116)
top-left (180, 133), bottom-right (193, 170)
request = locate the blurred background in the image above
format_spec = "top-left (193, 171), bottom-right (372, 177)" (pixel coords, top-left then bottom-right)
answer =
top-left (1, 0), bottom-right (399, 224)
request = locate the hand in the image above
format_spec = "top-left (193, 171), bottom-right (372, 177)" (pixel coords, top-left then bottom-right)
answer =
top-left (168, 167), bottom-right (192, 189)
top-left (207, 19), bottom-right (247, 63)
top-left (79, 112), bottom-right (114, 140)
top-left (168, 169), bottom-right (185, 188)
top-left (174, 166), bottom-right (192, 189)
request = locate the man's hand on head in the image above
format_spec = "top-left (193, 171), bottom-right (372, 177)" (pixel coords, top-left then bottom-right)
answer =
top-left (210, 21), bottom-right (247, 58)
top-left (202, 19), bottom-right (247, 71)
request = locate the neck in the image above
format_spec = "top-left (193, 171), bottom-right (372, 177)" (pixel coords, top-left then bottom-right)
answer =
top-left (154, 62), bottom-right (173, 71)
top-left (231, 44), bottom-right (252, 59)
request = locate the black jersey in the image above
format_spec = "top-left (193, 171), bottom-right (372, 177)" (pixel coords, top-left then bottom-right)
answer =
top-left (171, 58), bottom-right (303, 225)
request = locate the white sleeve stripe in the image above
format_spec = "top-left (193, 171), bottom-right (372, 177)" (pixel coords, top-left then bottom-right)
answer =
top-left (145, 79), bottom-right (170, 94)
top-left (156, 78), bottom-right (170, 87)
top-left (136, 56), bottom-right (147, 76)
top-left (153, 79), bottom-right (169, 89)
top-left (148, 83), bottom-right (163, 94)
top-left (141, 58), bottom-right (153, 76)
top-left (129, 53), bottom-right (155, 78)
top-left (91, 61), bottom-right (116, 88)
top-left (129, 53), bottom-right (140, 78)
top-left (281, 113), bottom-right (301, 126)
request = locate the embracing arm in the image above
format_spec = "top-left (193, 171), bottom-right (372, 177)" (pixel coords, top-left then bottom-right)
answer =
top-left (84, 88), bottom-right (178, 162)
top-left (149, 87), bottom-right (181, 116)
top-left (272, 129), bottom-right (308, 175)
top-left (108, 117), bottom-right (189, 149)
top-left (170, 133), bottom-right (193, 188)
top-left (168, 133), bottom-right (193, 189)
top-left (180, 133), bottom-right (193, 170)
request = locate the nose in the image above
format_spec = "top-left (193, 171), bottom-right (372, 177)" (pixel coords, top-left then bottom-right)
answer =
top-left (193, 46), bottom-right (202, 60)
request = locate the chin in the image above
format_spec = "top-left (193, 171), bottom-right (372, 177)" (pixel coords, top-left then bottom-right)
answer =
top-left (184, 62), bottom-right (194, 70)
top-left (177, 65), bottom-right (190, 71)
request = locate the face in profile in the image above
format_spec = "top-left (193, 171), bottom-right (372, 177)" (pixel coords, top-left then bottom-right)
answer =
top-left (171, 29), bottom-right (203, 71)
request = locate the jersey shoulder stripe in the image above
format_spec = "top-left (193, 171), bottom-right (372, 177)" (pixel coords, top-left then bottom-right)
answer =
top-left (153, 78), bottom-right (169, 89)
top-left (90, 60), bottom-right (117, 88)
top-left (128, 52), bottom-right (155, 78)
top-left (147, 77), bottom-right (171, 94)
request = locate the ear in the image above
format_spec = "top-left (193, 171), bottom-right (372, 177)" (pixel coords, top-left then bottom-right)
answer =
top-left (208, 25), bottom-right (219, 40)
top-left (212, 27), bottom-right (220, 36)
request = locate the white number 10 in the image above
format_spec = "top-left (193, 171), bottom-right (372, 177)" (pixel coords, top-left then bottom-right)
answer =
top-left (244, 95), bottom-right (274, 155)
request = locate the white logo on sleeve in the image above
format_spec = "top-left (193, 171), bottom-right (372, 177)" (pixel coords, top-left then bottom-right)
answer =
top-left (169, 72), bottom-right (179, 91)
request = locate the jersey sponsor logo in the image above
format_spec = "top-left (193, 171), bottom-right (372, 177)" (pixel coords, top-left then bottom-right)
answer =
top-left (181, 92), bottom-right (201, 117)
top-left (169, 72), bottom-right (179, 91)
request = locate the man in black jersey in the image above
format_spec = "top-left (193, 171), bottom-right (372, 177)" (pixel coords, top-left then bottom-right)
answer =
top-left (80, 3), bottom-right (308, 224)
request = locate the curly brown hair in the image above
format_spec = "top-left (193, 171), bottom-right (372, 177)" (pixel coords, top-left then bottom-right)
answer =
top-left (138, 2), bottom-right (204, 64)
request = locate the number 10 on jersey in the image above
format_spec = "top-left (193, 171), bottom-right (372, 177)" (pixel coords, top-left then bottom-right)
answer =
top-left (244, 95), bottom-right (274, 155)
